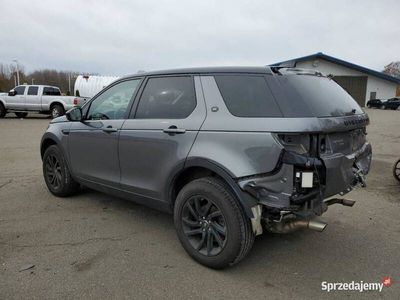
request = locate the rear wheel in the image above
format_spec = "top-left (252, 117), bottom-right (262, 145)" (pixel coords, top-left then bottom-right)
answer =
top-left (50, 104), bottom-right (65, 118)
top-left (0, 103), bottom-right (6, 118)
top-left (43, 145), bottom-right (80, 196)
top-left (393, 159), bottom-right (400, 182)
top-left (174, 177), bottom-right (254, 269)
top-left (15, 112), bottom-right (28, 118)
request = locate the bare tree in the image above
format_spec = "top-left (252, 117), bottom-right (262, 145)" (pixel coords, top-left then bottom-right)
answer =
top-left (383, 61), bottom-right (400, 79)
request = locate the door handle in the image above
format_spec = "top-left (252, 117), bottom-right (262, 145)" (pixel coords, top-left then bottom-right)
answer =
top-left (163, 126), bottom-right (186, 134)
top-left (102, 126), bottom-right (118, 133)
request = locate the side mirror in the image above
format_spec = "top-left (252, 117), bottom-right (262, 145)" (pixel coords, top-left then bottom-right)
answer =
top-left (66, 107), bottom-right (83, 121)
top-left (8, 90), bottom-right (16, 96)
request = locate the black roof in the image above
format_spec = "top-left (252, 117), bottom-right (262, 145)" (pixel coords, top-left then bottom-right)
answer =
top-left (270, 52), bottom-right (400, 84)
top-left (124, 66), bottom-right (272, 78)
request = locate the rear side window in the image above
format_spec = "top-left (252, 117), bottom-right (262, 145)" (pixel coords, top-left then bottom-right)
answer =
top-left (135, 76), bottom-right (196, 119)
top-left (43, 87), bottom-right (61, 96)
top-left (14, 86), bottom-right (26, 95)
top-left (214, 75), bottom-right (282, 117)
top-left (28, 86), bottom-right (38, 95)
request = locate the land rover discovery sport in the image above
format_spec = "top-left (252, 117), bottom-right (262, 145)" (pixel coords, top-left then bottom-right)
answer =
top-left (41, 67), bottom-right (371, 269)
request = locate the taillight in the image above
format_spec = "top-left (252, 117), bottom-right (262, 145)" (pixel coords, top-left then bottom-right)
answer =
top-left (73, 98), bottom-right (78, 105)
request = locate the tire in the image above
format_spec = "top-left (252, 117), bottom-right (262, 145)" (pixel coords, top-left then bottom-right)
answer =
top-left (43, 145), bottom-right (80, 197)
top-left (174, 177), bottom-right (255, 269)
top-left (0, 103), bottom-right (6, 118)
top-left (393, 159), bottom-right (400, 182)
top-left (15, 112), bottom-right (28, 118)
top-left (50, 104), bottom-right (65, 118)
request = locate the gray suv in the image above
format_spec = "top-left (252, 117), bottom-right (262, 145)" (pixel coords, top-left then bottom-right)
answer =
top-left (41, 67), bottom-right (372, 269)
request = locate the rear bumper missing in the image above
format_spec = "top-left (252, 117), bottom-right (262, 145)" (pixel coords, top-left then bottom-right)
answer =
top-left (238, 142), bottom-right (372, 217)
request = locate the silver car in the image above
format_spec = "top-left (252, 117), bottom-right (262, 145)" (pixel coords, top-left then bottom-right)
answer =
top-left (40, 67), bottom-right (372, 269)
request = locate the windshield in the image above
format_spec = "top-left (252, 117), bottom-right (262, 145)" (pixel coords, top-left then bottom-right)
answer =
top-left (273, 75), bottom-right (364, 117)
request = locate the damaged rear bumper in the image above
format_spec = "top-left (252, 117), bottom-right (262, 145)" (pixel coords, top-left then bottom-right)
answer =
top-left (238, 141), bottom-right (372, 220)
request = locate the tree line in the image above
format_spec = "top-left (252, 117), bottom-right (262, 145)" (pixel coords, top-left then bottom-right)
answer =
top-left (1, 60), bottom-right (398, 95)
top-left (0, 63), bottom-right (80, 95)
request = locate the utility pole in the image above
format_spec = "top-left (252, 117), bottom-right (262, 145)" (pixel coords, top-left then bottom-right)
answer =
top-left (12, 59), bottom-right (20, 86)
top-left (32, 78), bottom-right (34, 84)
top-left (68, 73), bottom-right (71, 95)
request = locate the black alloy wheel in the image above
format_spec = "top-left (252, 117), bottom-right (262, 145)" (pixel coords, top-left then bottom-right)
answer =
top-left (182, 196), bottom-right (227, 256)
top-left (42, 145), bottom-right (79, 196)
top-left (394, 159), bottom-right (400, 182)
top-left (174, 177), bottom-right (255, 269)
top-left (45, 153), bottom-right (62, 190)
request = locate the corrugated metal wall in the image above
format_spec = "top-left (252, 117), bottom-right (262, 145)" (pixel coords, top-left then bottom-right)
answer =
top-left (74, 75), bottom-right (120, 98)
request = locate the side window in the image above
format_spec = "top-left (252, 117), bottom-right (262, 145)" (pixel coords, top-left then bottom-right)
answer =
top-left (43, 87), bottom-right (51, 95)
top-left (87, 79), bottom-right (141, 120)
top-left (52, 88), bottom-right (61, 96)
top-left (14, 86), bottom-right (26, 95)
top-left (214, 75), bottom-right (282, 117)
top-left (28, 86), bottom-right (39, 95)
top-left (135, 76), bottom-right (196, 119)
top-left (43, 87), bottom-right (61, 96)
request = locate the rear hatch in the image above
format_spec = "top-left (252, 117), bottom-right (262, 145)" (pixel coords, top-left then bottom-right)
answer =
top-left (270, 69), bottom-right (372, 196)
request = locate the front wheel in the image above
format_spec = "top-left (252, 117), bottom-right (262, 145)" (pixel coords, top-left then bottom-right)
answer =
top-left (43, 145), bottom-right (80, 196)
top-left (50, 104), bottom-right (65, 118)
top-left (174, 177), bottom-right (254, 269)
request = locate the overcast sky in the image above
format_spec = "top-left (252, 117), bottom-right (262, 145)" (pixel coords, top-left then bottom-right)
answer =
top-left (1, 0), bottom-right (399, 76)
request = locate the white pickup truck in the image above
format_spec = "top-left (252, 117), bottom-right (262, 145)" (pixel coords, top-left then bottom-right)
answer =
top-left (0, 85), bottom-right (88, 118)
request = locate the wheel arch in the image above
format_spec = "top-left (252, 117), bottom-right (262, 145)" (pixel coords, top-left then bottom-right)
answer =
top-left (49, 101), bottom-right (66, 110)
top-left (168, 157), bottom-right (256, 218)
top-left (40, 134), bottom-right (59, 159)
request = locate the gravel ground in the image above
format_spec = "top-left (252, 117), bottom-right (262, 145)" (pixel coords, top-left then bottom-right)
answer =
top-left (0, 109), bottom-right (399, 299)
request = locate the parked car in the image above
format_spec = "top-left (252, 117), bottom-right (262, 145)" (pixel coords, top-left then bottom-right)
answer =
top-left (40, 67), bottom-right (372, 269)
top-left (0, 85), bottom-right (88, 118)
top-left (382, 97), bottom-right (400, 110)
top-left (366, 98), bottom-right (384, 108)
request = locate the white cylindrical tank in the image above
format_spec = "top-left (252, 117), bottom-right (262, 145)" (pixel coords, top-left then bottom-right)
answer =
top-left (74, 75), bottom-right (120, 98)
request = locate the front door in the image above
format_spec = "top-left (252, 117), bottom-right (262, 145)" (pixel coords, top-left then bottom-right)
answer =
top-left (68, 78), bottom-right (142, 187)
top-left (7, 86), bottom-right (26, 110)
top-left (119, 76), bottom-right (206, 201)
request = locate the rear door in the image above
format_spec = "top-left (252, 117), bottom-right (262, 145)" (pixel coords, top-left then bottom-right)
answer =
top-left (68, 78), bottom-right (142, 187)
top-left (25, 86), bottom-right (40, 110)
top-left (119, 75), bottom-right (206, 201)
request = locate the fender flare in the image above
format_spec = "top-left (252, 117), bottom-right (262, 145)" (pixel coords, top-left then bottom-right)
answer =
top-left (40, 132), bottom-right (73, 169)
top-left (168, 157), bottom-right (257, 218)
top-left (49, 100), bottom-right (67, 111)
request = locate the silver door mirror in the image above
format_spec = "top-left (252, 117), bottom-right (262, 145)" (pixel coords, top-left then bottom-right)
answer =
top-left (8, 90), bottom-right (16, 96)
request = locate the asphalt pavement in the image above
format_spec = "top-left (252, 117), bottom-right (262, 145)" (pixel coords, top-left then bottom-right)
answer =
top-left (0, 109), bottom-right (399, 299)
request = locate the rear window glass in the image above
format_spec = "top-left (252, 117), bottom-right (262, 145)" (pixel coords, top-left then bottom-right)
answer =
top-left (214, 75), bottom-right (282, 117)
top-left (274, 75), bottom-right (364, 117)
